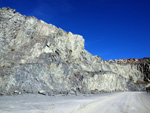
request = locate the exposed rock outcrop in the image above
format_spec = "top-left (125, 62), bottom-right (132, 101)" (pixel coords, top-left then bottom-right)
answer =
top-left (108, 58), bottom-right (150, 83)
top-left (108, 57), bottom-right (150, 64)
top-left (0, 7), bottom-right (146, 95)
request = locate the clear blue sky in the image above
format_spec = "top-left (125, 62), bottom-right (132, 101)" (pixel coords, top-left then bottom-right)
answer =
top-left (1, 0), bottom-right (150, 60)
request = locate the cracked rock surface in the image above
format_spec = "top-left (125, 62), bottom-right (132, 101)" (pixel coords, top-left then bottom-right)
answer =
top-left (0, 7), bottom-right (146, 95)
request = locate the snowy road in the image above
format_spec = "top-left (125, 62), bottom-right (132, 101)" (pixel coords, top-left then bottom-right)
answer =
top-left (0, 92), bottom-right (150, 113)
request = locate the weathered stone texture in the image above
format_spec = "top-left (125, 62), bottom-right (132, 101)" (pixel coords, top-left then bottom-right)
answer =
top-left (0, 8), bottom-right (146, 95)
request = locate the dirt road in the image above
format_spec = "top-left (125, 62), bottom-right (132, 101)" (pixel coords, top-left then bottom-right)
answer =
top-left (73, 92), bottom-right (150, 113)
top-left (0, 92), bottom-right (150, 113)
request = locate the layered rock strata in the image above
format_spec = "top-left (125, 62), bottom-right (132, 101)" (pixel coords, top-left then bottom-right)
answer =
top-left (0, 8), bottom-right (146, 95)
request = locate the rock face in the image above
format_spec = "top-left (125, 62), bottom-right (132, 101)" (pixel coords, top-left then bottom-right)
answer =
top-left (108, 57), bottom-right (150, 64)
top-left (0, 8), bottom-right (147, 95)
top-left (108, 58), bottom-right (150, 83)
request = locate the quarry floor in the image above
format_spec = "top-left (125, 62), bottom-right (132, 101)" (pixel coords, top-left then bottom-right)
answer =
top-left (0, 92), bottom-right (150, 113)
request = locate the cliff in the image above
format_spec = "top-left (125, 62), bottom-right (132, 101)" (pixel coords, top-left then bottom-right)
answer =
top-left (0, 8), bottom-right (146, 96)
top-left (108, 58), bottom-right (150, 83)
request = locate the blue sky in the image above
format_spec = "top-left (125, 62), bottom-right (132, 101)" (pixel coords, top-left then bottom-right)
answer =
top-left (1, 0), bottom-right (150, 60)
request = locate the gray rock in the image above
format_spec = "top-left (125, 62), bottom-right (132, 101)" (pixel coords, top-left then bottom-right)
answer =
top-left (0, 7), bottom-right (147, 96)
top-left (14, 90), bottom-right (21, 95)
top-left (38, 90), bottom-right (47, 95)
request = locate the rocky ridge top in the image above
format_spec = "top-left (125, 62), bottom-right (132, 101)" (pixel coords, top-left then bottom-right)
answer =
top-left (108, 57), bottom-right (150, 64)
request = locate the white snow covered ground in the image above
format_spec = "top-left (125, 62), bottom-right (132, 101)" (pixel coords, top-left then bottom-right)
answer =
top-left (0, 92), bottom-right (150, 113)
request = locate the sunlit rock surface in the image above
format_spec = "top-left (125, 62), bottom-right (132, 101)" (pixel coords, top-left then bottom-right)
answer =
top-left (0, 8), bottom-right (146, 95)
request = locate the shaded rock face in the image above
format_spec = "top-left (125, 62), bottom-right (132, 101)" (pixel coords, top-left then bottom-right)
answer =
top-left (0, 8), bottom-right (146, 95)
top-left (108, 58), bottom-right (150, 83)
